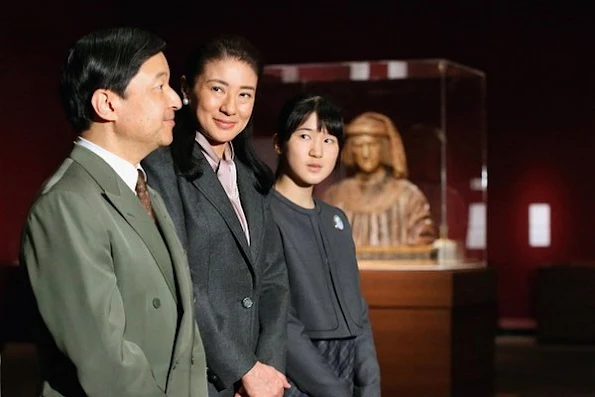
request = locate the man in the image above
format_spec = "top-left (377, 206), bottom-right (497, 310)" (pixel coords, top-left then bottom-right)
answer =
top-left (19, 27), bottom-right (207, 396)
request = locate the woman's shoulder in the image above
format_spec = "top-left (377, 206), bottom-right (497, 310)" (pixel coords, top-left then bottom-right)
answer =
top-left (142, 146), bottom-right (178, 183)
top-left (143, 146), bottom-right (174, 167)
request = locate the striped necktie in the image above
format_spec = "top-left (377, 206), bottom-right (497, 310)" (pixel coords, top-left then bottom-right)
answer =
top-left (135, 169), bottom-right (155, 221)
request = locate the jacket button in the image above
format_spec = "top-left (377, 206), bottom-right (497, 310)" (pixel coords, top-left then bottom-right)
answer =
top-left (152, 298), bottom-right (161, 309)
top-left (191, 356), bottom-right (195, 365)
top-left (241, 297), bottom-right (253, 309)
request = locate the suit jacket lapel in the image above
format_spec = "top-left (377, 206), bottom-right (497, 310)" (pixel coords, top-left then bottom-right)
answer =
top-left (151, 190), bottom-right (189, 306)
top-left (70, 145), bottom-right (178, 301)
top-left (151, 190), bottom-right (193, 360)
top-left (189, 145), bottom-right (253, 262)
top-left (236, 161), bottom-right (263, 263)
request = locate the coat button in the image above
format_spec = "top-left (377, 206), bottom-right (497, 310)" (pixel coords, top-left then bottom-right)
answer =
top-left (152, 298), bottom-right (161, 309)
top-left (241, 297), bottom-right (253, 309)
top-left (191, 356), bottom-right (195, 365)
top-left (207, 369), bottom-right (219, 382)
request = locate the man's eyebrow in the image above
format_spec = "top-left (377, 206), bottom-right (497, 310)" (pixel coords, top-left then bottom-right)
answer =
top-left (154, 71), bottom-right (169, 80)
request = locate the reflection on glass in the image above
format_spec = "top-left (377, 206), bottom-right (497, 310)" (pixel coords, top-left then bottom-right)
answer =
top-left (255, 59), bottom-right (487, 266)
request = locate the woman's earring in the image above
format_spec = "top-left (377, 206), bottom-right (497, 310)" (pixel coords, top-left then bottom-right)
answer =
top-left (182, 97), bottom-right (189, 106)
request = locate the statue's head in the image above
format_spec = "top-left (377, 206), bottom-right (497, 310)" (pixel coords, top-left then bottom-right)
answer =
top-left (341, 112), bottom-right (408, 178)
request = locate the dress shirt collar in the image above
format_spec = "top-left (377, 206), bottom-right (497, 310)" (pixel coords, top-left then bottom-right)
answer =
top-left (194, 131), bottom-right (235, 171)
top-left (75, 137), bottom-right (144, 195)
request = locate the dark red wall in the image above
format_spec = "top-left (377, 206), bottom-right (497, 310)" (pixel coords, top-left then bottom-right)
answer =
top-left (2, 1), bottom-right (595, 320)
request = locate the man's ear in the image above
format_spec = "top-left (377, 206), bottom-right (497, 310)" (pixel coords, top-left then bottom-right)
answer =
top-left (272, 133), bottom-right (282, 155)
top-left (90, 89), bottom-right (119, 122)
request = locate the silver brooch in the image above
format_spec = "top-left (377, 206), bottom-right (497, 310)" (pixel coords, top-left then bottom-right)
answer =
top-left (333, 214), bottom-right (344, 230)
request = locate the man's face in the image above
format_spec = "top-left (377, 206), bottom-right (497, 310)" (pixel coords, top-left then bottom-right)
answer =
top-left (116, 52), bottom-right (181, 155)
top-left (350, 134), bottom-right (383, 174)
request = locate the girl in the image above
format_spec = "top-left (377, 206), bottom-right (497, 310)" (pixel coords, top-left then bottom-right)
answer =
top-left (270, 93), bottom-right (381, 397)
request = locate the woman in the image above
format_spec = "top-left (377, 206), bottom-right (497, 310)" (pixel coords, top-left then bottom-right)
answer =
top-left (142, 35), bottom-right (290, 397)
top-left (269, 93), bottom-right (381, 397)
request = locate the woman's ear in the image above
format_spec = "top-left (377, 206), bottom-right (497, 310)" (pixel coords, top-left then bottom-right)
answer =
top-left (180, 75), bottom-right (190, 101)
top-left (272, 133), bottom-right (282, 155)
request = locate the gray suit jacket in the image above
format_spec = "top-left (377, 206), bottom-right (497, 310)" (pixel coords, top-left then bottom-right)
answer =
top-left (143, 145), bottom-right (289, 397)
top-left (20, 145), bottom-right (208, 396)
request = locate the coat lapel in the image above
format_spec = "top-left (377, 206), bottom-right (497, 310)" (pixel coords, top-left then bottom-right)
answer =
top-left (151, 190), bottom-right (193, 361)
top-left (189, 145), bottom-right (253, 262)
top-left (70, 145), bottom-right (178, 301)
top-left (236, 161), bottom-right (263, 263)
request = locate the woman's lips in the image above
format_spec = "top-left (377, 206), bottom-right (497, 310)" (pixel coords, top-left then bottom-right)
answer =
top-left (213, 119), bottom-right (236, 130)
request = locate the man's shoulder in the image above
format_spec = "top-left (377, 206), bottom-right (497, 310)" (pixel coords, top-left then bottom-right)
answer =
top-left (40, 156), bottom-right (97, 195)
top-left (26, 156), bottom-right (105, 216)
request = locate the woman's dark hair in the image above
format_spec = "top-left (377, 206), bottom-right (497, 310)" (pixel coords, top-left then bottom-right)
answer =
top-left (275, 93), bottom-right (345, 178)
top-left (171, 34), bottom-right (274, 194)
top-left (60, 27), bottom-right (166, 133)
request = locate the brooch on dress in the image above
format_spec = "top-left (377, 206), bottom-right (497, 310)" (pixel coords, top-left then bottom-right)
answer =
top-left (333, 214), bottom-right (344, 230)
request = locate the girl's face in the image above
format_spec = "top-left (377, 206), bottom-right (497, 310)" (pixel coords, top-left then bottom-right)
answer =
top-left (278, 112), bottom-right (340, 188)
top-left (185, 58), bottom-right (258, 156)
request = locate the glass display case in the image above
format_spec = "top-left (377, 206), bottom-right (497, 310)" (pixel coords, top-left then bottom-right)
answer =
top-left (252, 59), bottom-right (487, 267)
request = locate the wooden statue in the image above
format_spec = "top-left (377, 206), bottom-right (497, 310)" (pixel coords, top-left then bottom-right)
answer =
top-left (323, 112), bottom-right (436, 250)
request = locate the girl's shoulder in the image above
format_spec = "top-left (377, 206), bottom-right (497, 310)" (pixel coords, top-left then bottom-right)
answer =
top-left (314, 199), bottom-right (351, 231)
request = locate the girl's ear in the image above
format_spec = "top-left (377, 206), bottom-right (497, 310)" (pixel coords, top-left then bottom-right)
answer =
top-left (273, 133), bottom-right (282, 155)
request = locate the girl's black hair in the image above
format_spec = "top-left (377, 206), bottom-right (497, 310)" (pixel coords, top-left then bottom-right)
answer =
top-left (275, 93), bottom-right (344, 177)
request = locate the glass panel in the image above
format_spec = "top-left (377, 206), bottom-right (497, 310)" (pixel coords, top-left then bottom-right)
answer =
top-left (253, 59), bottom-right (487, 267)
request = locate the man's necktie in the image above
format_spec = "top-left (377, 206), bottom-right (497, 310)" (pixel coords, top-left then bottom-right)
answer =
top-left (135, 169), bottom-right (155, 221)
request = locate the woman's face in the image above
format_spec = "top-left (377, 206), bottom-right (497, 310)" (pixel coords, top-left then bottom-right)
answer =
top-left (278, 112), bottom-right (339, 188)
top-left (186, 58), bottom-right (258, 155)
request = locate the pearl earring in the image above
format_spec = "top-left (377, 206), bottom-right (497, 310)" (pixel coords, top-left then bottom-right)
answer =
top-left (182, 97), bottom-right (189, 106)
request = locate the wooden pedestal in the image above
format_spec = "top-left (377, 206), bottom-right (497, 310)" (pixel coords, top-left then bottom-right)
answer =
top-left (359, 262), bottom-right (497, 397)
